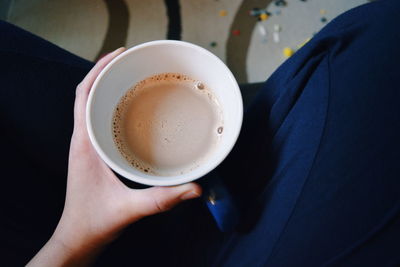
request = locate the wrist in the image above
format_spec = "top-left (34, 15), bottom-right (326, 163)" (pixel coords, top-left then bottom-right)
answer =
top-left (27, 216), bottom-right (107, 267)
top-left (52, 219), bottom-right (104, 257)
top-left (27, 233), bottom-right (103, 267)
top-left (46, 232), bottom-right (103, 267)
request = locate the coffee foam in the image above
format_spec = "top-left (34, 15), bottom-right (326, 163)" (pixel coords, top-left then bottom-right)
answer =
top-left (112, 73), bottom-right (223, 176)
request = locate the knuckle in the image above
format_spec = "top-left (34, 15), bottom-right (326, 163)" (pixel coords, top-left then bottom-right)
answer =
top-left (70, 133), bottom-right (91, 154)
top-left (76, 82), bottom-right (88, 95)
top-left (76, 83), bottom-right (83, 94)
top-left (153, 196), bottom-right (172, 213)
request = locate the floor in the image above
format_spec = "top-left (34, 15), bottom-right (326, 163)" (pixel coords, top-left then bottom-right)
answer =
top-left (2, 0), bottom-right (370, 83)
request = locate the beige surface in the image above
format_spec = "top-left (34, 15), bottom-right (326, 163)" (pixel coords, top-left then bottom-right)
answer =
top-left (247, 0), bottom-right (369, 82)
top-left (6, 0), bottom-right (371, 82)
top-left (181, 0), bottom-right (242, 63)
top-left (8, 0), bottom-right (108, 61)
top-left (125, 0), bottom-right (167, 48)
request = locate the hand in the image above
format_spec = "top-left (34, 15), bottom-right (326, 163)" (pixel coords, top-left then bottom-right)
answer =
top-left (28, 47), bottom-right (202, 267)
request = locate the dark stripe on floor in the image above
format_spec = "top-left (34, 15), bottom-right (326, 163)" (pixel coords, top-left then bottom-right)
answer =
top-left (164, 0), bottom-right (182, 40)
top-left (227, 0), bottom-right (272, 83)
top-left (95, 0), bottom-right (129, 61)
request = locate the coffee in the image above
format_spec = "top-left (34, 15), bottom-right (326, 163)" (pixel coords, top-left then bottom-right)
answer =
top-left (112, 73), bottom-right (223, 176)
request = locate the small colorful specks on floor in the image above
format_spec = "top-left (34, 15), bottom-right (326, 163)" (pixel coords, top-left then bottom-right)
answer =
top-left (4, 0), bottom-right (371, 83)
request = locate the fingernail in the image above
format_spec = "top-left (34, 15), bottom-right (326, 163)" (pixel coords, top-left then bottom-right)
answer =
top-left (97, 47), bottom-right (125, 61)
top-left (111, 47), bottom-right (125, 55)
top-left (181, 190), bottom-right (201, 200)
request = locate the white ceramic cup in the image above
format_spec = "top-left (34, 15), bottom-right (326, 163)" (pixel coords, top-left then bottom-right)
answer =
top-left (86, 40), bottom-right (243, 186)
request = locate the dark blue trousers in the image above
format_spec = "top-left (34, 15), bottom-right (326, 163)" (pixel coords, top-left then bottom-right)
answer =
top-left (1, 0), bottom-right (399, 266)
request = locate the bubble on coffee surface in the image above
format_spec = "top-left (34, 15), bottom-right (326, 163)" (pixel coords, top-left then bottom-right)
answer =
top-left (196, 82), bottom-right (204, 90)
top-left (112, 104), bottom-right (155, 174)
top-left (112, 72), bottom-right (224, 176)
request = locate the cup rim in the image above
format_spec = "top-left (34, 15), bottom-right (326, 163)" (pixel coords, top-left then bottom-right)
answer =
top-left (86, 40), bottom-right (243, 186)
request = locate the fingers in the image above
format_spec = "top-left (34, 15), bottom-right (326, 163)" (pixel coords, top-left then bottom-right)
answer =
top-left (129, 183), bottom-right (202, 219)
top-left (73, 47), bottom-right (126, 134)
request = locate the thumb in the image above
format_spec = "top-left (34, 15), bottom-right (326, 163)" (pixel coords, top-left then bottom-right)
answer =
top-left (130, 183), bottom-right (202, 219)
